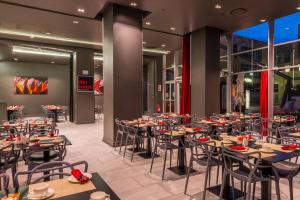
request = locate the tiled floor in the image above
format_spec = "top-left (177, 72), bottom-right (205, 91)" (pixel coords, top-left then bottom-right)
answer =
top-left (12, 119), bottom-right (300, 199)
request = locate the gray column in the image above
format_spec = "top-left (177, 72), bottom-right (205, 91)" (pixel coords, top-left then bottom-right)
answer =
top-left (191, 27), bottom-right (221, 117)
top-left (102, 4), bottom-right (143, 146)
top-left (72, 49), bottom-right (95, 124)
top-left (226, 33), bottom-right (233, 113)
top-left (268, 21), bottom-right (274, 120)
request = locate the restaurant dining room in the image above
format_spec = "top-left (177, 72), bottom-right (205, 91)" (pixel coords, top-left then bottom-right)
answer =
top-left (2, 0), bottom-right (300, 200)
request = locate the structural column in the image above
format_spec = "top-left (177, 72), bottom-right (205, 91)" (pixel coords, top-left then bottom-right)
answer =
top-left (190, 26), bottom-right (221, 117)
top-left (72, 49), bottom-right (95, 124)
top-left (226, 33), bottom-right (233, 113)
top-left (102, 4), bottom-right (143, 146)
top-left (268, 21), bottom-right (274, 120)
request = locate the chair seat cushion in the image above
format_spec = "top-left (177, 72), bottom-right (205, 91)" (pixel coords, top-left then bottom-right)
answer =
top-left (29, 150), bottom-right (59, 161)
top-left (272, 161), bottom-right (300, 177)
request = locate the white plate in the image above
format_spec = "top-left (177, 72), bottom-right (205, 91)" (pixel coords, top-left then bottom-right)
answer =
top-left (28, 188), bottom-right (55, 200)
top-left (259, 148), bottom-right (273, 154)
top-left (67, 173), bottom-right (92, 183)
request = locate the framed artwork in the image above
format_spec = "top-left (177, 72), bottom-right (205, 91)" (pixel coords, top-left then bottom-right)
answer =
top-left (94, 79), bottom-right (104, 95)
top-left (14, 76), bottom-right (48, 95)
top-left (77, 75), bottom-right (94, 92)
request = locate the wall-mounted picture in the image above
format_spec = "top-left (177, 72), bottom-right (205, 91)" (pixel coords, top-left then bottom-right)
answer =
top-left (14, 76), bottom-right (48, 95)
top-left (94, 79), bottom-right (104, 95)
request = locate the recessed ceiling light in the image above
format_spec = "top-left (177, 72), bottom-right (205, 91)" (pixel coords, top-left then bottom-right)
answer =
top-left (215, 4), bottom-right (222, 9)
top-left (143, 41), bottom-right (147, 45)
top-left (45, 32), bottom-right (51, 35)
top-left (73, 20), bottom-right (79, 24)
top-left (51, 61), bottom-right (55, 64)
top-left (170, 27), bottom-right (176, 31)
top-left (130, 2), bottom-right (138, 7)
top-left (13, 58), bottom-right (18, 61)
top-left (260, 19), bottom-right (266, 23)
top-left (297, 7), bottom-right (300, 10)
top-left (145, 22), bottom-right (151, 25)
top-left (77, 8), bottom-right (85, 13)
top-left (161, 44), bottom-right (166, 47)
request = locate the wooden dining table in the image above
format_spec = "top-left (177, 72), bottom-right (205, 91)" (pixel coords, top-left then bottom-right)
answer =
top-left (125, 120), bottom-right (159, 158)
top-left (201, 135), bottom-right (300, 200)
top-left (0, 173), bottom-right (120, 200)
top-left (162, 128), bottom-right (197, 175)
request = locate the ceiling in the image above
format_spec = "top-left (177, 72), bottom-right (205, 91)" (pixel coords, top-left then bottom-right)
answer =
top-left (0, 0), bottom-right (299, 51)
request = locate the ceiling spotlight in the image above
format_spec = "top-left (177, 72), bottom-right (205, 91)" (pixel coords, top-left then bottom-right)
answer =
top-left (145, 22), bottom-right (151, 25)
top-left (161, 44), bottom-right (166, 47)
top-left (215, 4), bottom-right (222, 9)
top-left (297, 7), bottom-right (300, 10)
top-left (51, 61), bottom-right (55, 64)
top-left (170, 27), bottom-right (176, 31)
top-left (73, 20), bottom-right (79, 24)
top-left (130, 2), bottom-right (138, 7)
top-left (77, 8), bottom-right (85, 13)
top-left (45, 32), bottom-right (51, 35)
top-left (260, 19), bottom-right (266, 23)
top-left (13, 58), bottom-right (18, 61)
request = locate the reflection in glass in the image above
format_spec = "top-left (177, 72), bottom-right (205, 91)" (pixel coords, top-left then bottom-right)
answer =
top-left (166, 68), bottom-right (174, 81)
top-left (165, 84), bottom-right (170, 100)
top-left (171, 83), bottom-right (175, 100)
top-left (274, 69), bottom-right (300, 115)
top-left (232, 48), bottom-right (267, 72)
top-left (232, 73), bottom-right (261, 113)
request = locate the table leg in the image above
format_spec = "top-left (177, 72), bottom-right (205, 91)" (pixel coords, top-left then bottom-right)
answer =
top-left (261, 163), bottom-right (272, 200)
top-left (43, 150), bottom-right (50, 181)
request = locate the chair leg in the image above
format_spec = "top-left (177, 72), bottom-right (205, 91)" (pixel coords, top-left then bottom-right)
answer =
top-left (130, 137), bottom-right (135, 162)
top-left (170, 149), bottom-right (172, 167)
top-left (123, 135), bottom-right (129, 157)
top-left (219, 171), bottom-right (228, 200)
top-left (246, 181), bottom-right (252, 200)
top-left (203, 164), bottom-right (211, 200)
top-left (162, 149), bottom-right (168, 180)
top-left (119, 134), bottom-right (124, 154)
top-left (216, 164), bottom-right (220, 184)
top-left (274, 178), bottom-right (281, 200)
top-left (114, 133), bottom-right (119, 150)
top-left (150, 143), bottom-right (157, 173)
top-left (231, 176), bottom-right (235, 199)
top-left (252, 182), bottom-right (256, 200)
top-left (184, 155), bottom-right (193, 194)
top-left (288, 178), bottom-right (294, 200)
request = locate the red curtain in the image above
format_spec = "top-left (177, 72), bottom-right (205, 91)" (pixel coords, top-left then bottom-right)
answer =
top-left (260, 71), bottom-right (268, 136)
top-left (180, 34), bottom-right (191, 115)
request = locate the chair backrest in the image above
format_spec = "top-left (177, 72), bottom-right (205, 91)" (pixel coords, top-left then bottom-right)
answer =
top-left (0, 173), bottom-right (9, 191)
top-left (14, 161), bottom-right (88, 187)
top-left (221, 144), bottom-right (262, 181)
top-left (186, 135), bottom-right (217, 159)
top-left (0, 143), bottom-right (20, 170)
top-left (23, 142), bottom-right (66, 168)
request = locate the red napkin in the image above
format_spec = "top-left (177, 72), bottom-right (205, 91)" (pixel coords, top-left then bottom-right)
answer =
top-left (281, 144), bottom-right (300, 150)
top-left (197, 138), bottom-right (209, 142)
top-left (159, 129), bottom-right (168, 133)
top-left (71, 169), bottom-right (90, 184)
top-left (159, 122), bottom-right (167, 125)
top-left (6, 135), bottom-right (14, 141)
top-left (194, 127), bottom-right (203, 132)
top-left (230, 145), bottom-right (246, 151)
